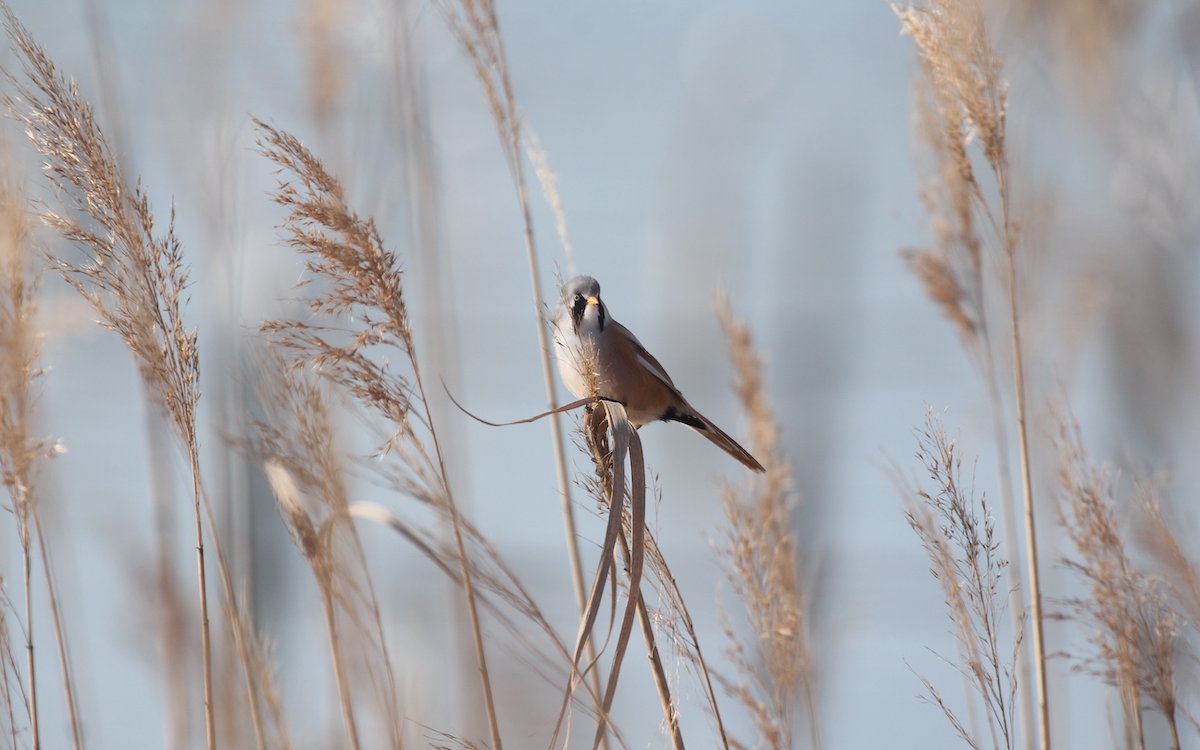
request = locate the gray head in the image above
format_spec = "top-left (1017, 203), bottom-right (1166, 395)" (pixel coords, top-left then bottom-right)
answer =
top-left (561, 275), bottom-right (606, 332)
top-left (562, 275), bottom-right (600, 300)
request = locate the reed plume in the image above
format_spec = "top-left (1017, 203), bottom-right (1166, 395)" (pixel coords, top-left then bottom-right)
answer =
top-left (899, 410), bottom-right (1022, 750)
top-left (0, 170), bottom-right (83, 749)
top-left (714, 297), bottom-right (817, 750)
top-left (255, 118), bottom-right (500, 747)
top-left (0, 158), bottom-right (45, 750)
top-left (0, 6), bottom-right (222, 746)
top-left (895, 1), bottom-right (1047, 744)
top-left (1055, 415), bottom-right (1182, 749)
top-left (435, 6), bottom-right (598, 734)
top-left (249, 353), bottom-right (405, 750)
top-left (574, 406), bottom-right (685, 750)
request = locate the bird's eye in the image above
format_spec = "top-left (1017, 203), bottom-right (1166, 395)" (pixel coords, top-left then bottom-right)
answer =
top-left (572, 294), bottom-right (582, 304)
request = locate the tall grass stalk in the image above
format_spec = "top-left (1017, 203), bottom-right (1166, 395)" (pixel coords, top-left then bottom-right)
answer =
top-left (264, 461), bottom-right (362, 750)
top-left (899, 411), bottom-right (1022, 750)
top-left (435, 5), bottom-right (605, 738)
top-left (715, 297), bottom-right (818, 750)
top-left (1055, 416), bottom-right (1182, 749)
top-left (249, 349), bottom-right (405, 750)
top-left (0, 6), bottom-right (221, 746)
top-left (0, 173), bottom-right (84, 744)
top-left (31, 525), bottom-right (81, 749)
top-left (255, 119), bottom-right (499, 747)
top-left (895, 2), bottom-right (1049, 745)
top-left (0, 588), bottom-right (22, 745)
top-left (579, 408), bottom-right (684, 749)
top-left (622, 543), bottom-right (683, 749)
top-left (0, 158), bottom-right (41, 750)
top-left (905, 64), bottom-right (1033, 749)
top-left (576, 402), bottom-right (734, 747)
top-left (1004, 190), bottom-right (1047, 750)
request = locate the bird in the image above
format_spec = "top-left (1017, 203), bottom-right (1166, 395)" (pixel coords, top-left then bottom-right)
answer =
top-left (552, 275), bottom-right (765, 473)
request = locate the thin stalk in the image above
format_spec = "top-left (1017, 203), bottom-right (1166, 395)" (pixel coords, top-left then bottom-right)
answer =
top-left (444, 2), bottom-right (607, 739)
top-left (966, 186), bottom-right (1035, 749)
top-left (503, 53), bottom-right (610, 750)
top-left (19, 515), bottom-right (37, 750)
top-left (441, 4), bottom-right (607, 740)
top-left (980, 342), bottom-right (1034, 749)
top-left (410, 357), bottom-right (501, 749)
top-left (471, 3), bottom-right (607, 727)
top-left (319, 585), bottom-right (361, 750)
top-left (493, 38), bottom-right (606, 737)
top-left (1000, 173), bottom-right (1050, 750)
top-left (651, 542), bottom-right (728, 749)
top-left (1131, 689), bottom-right (1144, 750)
top-left (517, 160), bottom-right (609, 745)
top-left (355, 547), bottom-right (403, 749)
top-left (804, 683), bottom-right (822, 750)
top-left (454, 5), bottom-right (601, 739)
top-left (188, 446), bottom-right (216, 750)
top-left (392, 19), bottom-right (485, 746)
top-left (617, 532), bottom-right (683, 750)
top-left (196, 481), bottom-right (268, 750)
top-left (521, 194), bottom-right (609, 743)
top-left (2, 621), bottom-right (17, 749)
top-left (33, 520), bottom-right (83, 750)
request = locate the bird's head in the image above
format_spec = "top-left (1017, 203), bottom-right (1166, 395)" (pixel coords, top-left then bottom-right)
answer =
top-left (562, 275), bottom-right (606, 333)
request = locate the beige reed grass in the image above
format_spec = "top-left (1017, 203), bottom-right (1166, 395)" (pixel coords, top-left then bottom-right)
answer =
top-left (895, 2), bottom-right (1049, 746)
top-left (434, 4), bottom-right (606, 739)
top-left (254, 118), bottom-right (500, 747)
top-left (715, 296), bottom-right (818, 750)
top-left (249, 352), bottom-right (404, 750)
top-left (0, 187), bottom-right (83, 743)
top-left (0, 6), bottom-right (224, 746)
top-left (577, 407), bottom-right (685, 750)
top-left (264, 460), bottom-right (362, 750)
top-left (0, 586), bottom-right (22, 744)
top-left (1054, 416), bottom-right (1182, 750)
top-left (0, 158), bottom-right (44, 750)
top-left (899, 411), bottom-right (1022, 750)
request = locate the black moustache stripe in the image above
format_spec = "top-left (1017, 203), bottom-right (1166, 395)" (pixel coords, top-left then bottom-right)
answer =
top-left (569, 295), bottom-right (605, 332)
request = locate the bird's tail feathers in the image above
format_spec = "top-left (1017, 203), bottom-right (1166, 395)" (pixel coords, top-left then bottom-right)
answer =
top-left (666, 405), bottom-right (765, 473)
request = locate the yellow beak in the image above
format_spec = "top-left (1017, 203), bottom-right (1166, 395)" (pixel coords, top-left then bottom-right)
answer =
top-left (586, 296), bottom-right (600, 306)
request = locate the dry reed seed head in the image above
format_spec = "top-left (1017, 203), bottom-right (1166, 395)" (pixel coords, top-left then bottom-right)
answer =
top-left (1054, 413), bottom-right (1182, 725)
top-left (1137, 498), bottom-right (1200, 629)
top-left (575, 336), bottom-right (603, 400)
top-left (912, 77), bottom-right (982, 268)
top-left (3, 7), bottom-right (201, 447)
top-left (901, 7), bottom-right (1014, 359)
top-left (255, 119), bottom-right (426, 464)
top-left (264, 460), bottom-right (321, 561)
top-left (713, 296), bottom-right (813, 749)
top-left (904, 249), bottom-right (976, 339)
top-left (0, 167), bottom-right (53, 513)
top-left (525, 127), bottom-right (573, 270)
top-left (894, 0), bottom-right (1008, 172)
top-left (715, 295), bottom-right (790, 496)
top-left (900, 411), bottom-right (1023, 750)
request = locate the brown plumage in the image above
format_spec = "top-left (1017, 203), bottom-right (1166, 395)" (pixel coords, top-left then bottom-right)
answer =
top-left (553, 276), bottom-right (765, 473)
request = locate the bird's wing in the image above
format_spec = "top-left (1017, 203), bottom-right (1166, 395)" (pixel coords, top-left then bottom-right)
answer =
top-left (610, 321), bottom-right (680, 393)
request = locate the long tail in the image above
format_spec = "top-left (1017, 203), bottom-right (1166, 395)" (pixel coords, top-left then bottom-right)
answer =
top-left (664, 404), bottom-right (765, 473)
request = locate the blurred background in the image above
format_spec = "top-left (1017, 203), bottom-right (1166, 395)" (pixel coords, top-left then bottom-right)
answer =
top-left (3, 0), bottom-right (1200, 747)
